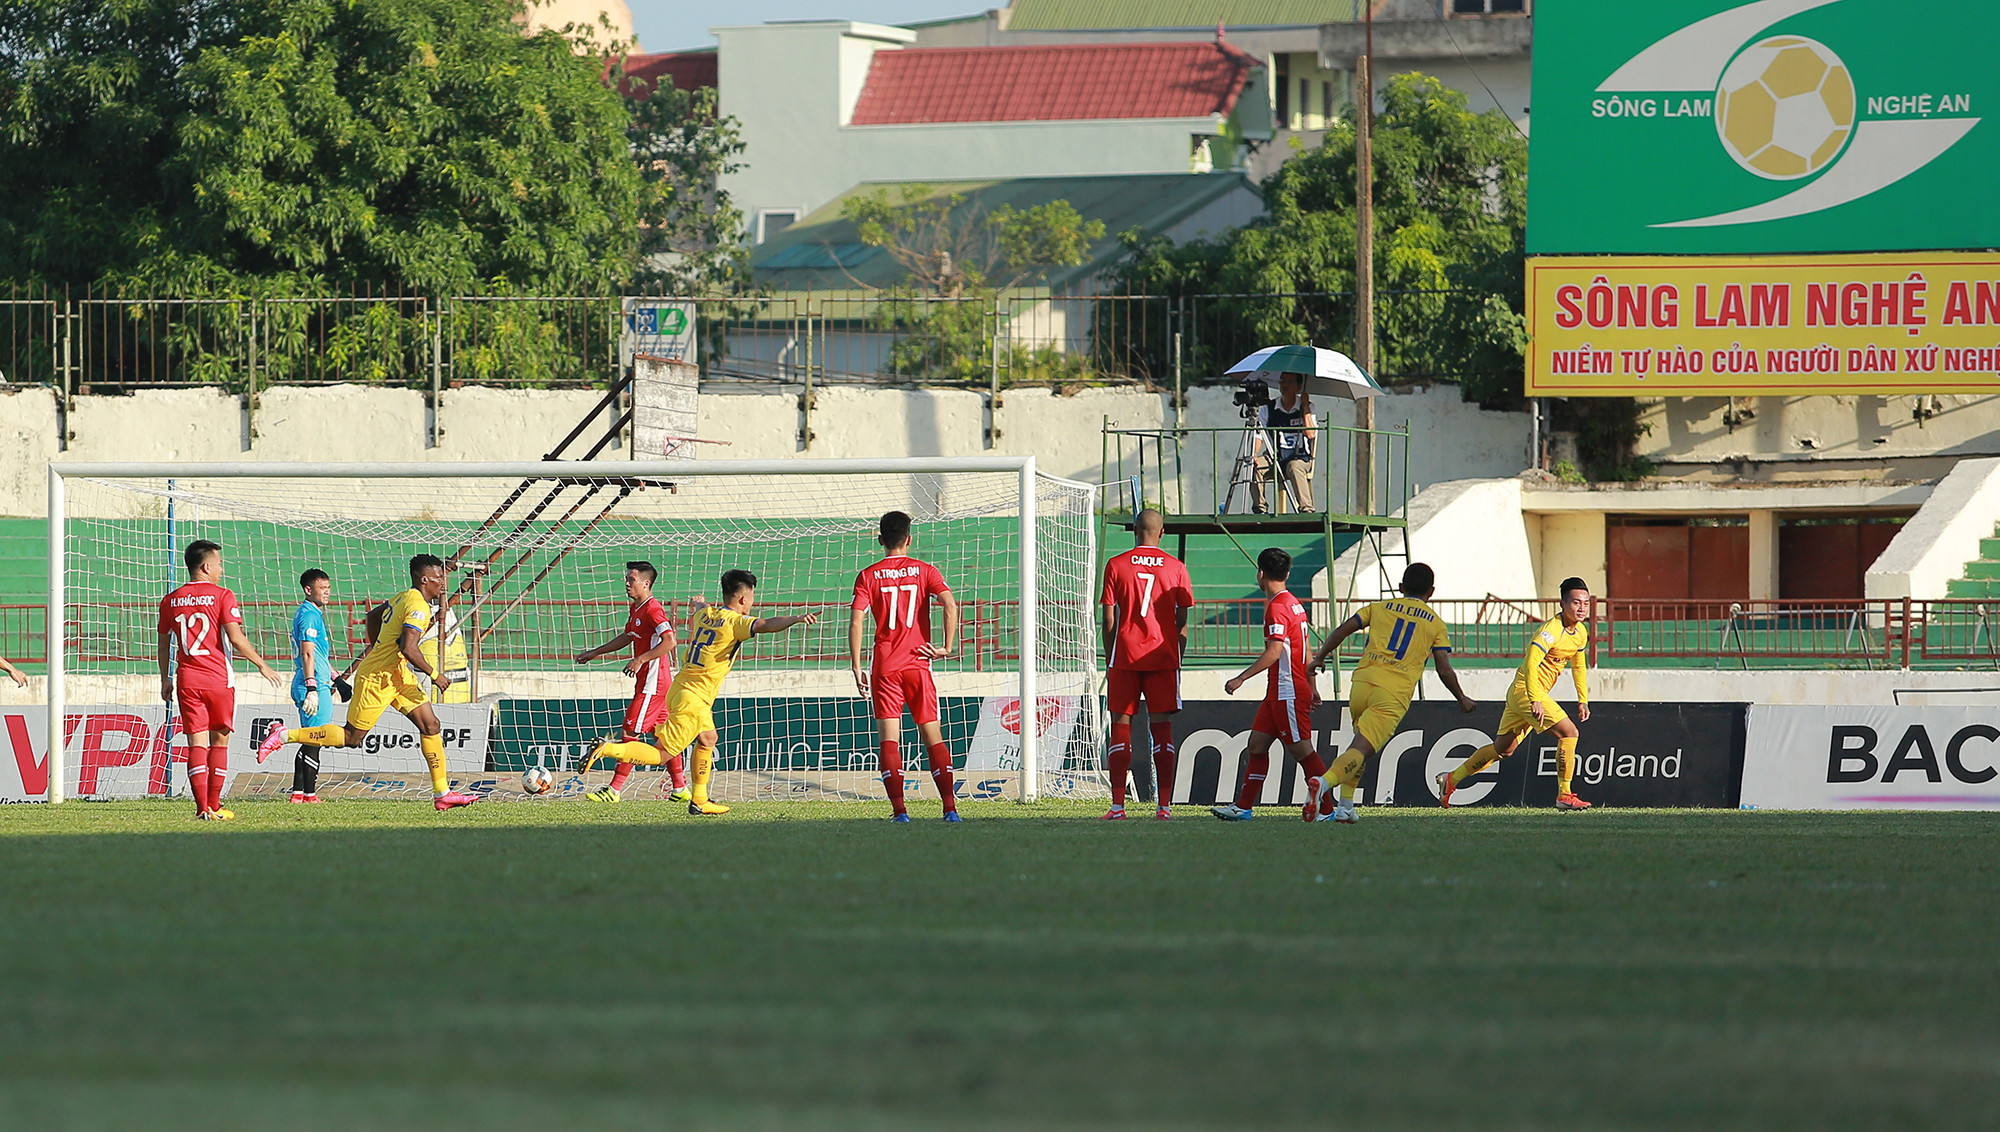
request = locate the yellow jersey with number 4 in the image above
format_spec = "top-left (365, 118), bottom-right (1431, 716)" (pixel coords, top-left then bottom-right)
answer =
top-left (356, 588), bottom-right (431, 678)
top-left (1350, 597), bottom-right (1451, 698)
top-left (669, 605), bottom-right (756, 703)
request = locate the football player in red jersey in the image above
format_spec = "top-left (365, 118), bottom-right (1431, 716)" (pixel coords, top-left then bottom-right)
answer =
top-left (575, 561), bottom-right (687, 803)
top-left (849, 511), bottom-right (962, 822)
top-left (1212, 547), bottom-right (1328, 821)
top-left (156, 539), bottom-right (281, 819)
top-left (1099, 509), bottom-right (1193, 820)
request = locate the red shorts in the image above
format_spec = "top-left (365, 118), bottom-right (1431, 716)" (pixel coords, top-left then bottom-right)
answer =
top-left (1252, 695), bottom-right (1312, 744)
top-left (872, 666), bottom-right (939, 725)
top-left (176, 686), bottom-right (237, 736)
top-left (1106, 668), bottom-right (1181, 717)
top-left (621, 677), bottom-right (671, 739)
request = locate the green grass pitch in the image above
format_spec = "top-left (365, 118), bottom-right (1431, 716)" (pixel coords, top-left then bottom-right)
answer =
top-left (1, 801), bottom-right (1995, 1131)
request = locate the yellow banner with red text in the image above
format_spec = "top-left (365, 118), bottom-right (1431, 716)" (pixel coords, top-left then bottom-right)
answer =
top-left (1526, 254), bottom-right (2000, 396)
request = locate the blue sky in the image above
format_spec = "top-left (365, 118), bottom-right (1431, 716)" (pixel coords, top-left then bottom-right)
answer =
top-left (632, 0), bottom-right (981, 51)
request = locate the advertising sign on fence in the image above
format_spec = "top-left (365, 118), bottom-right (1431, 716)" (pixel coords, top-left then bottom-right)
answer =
top-left (1526, 253), bottom-right (2000, 395)
top-left (0, 703), bottom-right (492, 802)
top-left (1167, 700), bottom-right (1747, 808)
top-left (1741, 705), bottom-right (2000, 809)
top-left (1528, 0), bottom-right (2000, 255)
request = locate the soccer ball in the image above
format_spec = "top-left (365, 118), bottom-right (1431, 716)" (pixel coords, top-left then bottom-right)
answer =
top-left (1714, 35), bottom-right (1854, 179)
top-left (521, 766), bottom-right (554, 795)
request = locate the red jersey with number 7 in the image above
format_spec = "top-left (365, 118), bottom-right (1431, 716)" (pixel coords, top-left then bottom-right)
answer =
top-left (852, 556), bottom-right (950, 674)
top-left (157, 581), bottom-right (243, 692)
top-left (1101, 548), bottom-right (1193, 672)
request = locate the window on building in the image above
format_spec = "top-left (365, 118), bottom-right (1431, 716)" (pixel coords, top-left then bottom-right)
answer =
top-left (1275, 54), bottom-right (1290, 127)
top-left (1453, 0), bottom-right (1528, 13)
top-left (756, 210), bottom-right (799, 244)
top-left (1323, 81), bottom-right (1335, 124)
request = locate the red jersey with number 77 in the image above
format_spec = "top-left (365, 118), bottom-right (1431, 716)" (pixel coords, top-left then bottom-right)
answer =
top-left (157, 581), bottom-right (243, 692)
top-left (1101, 548), bottom-right (1193, 672)
top-left (852, 556), bottom-right (951, 674)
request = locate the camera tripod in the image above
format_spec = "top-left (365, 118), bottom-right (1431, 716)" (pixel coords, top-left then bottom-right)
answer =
top-left (1220, 409), bottom-right (1308, 516)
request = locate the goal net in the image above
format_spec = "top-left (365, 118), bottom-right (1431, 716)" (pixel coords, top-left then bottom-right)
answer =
top-left (45, 459), bottom-right (1103, 805)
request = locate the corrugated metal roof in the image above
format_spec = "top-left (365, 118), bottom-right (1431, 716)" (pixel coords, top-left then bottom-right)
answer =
top-left (850, 41), bottom-right (1258, 125)
top-left (1004, 0), bottom-right (1361, 31)
top-left (751, 174), bottom-right (1262, 293)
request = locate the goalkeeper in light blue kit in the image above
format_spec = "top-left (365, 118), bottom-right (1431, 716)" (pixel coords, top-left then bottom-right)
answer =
top-left (288, 569), bottom-right (356, 803)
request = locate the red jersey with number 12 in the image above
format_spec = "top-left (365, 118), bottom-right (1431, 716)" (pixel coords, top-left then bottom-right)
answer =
top-left (1101, 548), bottom-right (1193, 671)
top-left (157, 581), bottom-right (243, 692)
top-left (853, 556), bottom-right (950, 674)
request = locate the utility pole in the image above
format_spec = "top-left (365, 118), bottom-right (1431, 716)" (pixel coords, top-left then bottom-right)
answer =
top-left (1353, 31), bottom-right (1376, 516)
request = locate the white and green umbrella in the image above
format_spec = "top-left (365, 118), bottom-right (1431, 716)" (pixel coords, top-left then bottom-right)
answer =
top-left (1225, 345), bottom-right (1383, 400)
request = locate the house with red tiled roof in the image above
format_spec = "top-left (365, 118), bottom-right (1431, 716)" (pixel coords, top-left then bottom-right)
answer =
top-left (711, 20), bottom-right (1271, 245)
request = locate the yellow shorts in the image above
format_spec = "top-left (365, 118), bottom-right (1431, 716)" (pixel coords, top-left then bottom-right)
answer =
top-left (1347, 677), bottom-right (1413, 752)
top-left (346, 667), bottom-right (426, 732)
top-left (652, 682), bottom-right (718, 756)
top-left (1497, 684), bottom-right (1568, 737)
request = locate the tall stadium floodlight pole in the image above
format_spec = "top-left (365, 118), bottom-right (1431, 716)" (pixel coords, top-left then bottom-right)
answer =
top-left (1017, 457), bottom-right (1039, 802)
top-left (45, 457), bottom-right (1083, 805)
top-left (1354, 47), bottom-right (1377, 516)
top-left (45, 465), bottom-right (64, 804)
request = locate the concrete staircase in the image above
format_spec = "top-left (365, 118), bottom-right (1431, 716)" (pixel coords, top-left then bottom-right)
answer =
top-left (1944, 523), bottom-right (2000, 598)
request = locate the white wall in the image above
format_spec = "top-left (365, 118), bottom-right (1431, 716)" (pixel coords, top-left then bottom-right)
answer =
top-left (717, 21), bottom-right (1240, 231)
top-left (1865, 456), bottom-right (2000, 599)
top-left (1326, 477), bottom-right (1539, 603)
top-left (0, 382), bottom-right (1531, 518)
top-left (1638, 393), bottom-right (2000, 467)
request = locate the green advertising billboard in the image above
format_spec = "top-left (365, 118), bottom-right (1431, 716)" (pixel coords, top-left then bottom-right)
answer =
top-left (1528, 0), bottom-right (1998, 254)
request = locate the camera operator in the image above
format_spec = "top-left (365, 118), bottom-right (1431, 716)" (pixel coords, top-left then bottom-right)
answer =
top-left (1251, 372), bottom-right (1315, 514)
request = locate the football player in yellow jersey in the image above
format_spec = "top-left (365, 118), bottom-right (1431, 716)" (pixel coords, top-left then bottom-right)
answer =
top-left (1438, 576), bottom-right (1595, 811)
top-left (1303, 563), bottom-right (1476, 823)
top-left (580, 568), bottom-right (818, 815)
top-left (256, 554), bottom-right (480, 811)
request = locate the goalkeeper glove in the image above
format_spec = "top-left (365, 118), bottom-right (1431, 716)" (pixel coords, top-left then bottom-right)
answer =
top-left (333, 676), bottom-right (353, 702)
top-left (302, 687), bottom-right (319, 717)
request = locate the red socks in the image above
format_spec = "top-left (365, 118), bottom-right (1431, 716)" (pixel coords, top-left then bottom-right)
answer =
top-left (609, 761), bottom-right (634, 793)
top-left (186, 745), bottom-right (209, 811)
top-left (665, 752), bottom-right (688, 790)
top-left (881, 740), bottom-right (907, 815)
top-left (206, 744), bottom-right (228, 811)
top-left (927, 742), bottom-right (957, 813)
top-left (1108, 721), bottom-right (1133, 807)
top-left (1149, 721), bottom-right (1175, 805)
top-left (1235, 752), bottom-right (1270, 810)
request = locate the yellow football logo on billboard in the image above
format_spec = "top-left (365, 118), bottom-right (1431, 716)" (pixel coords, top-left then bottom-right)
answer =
top-left (1715, 36), bottom-right (1855, 180)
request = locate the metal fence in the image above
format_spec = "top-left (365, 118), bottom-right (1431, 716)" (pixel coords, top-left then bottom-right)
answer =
top-left (9, 596), bottom-right (1995, 672)
top-left (0, 284), bottom-right (1489, 397)
top-left (1178, 597), bottom-right (2000, 671)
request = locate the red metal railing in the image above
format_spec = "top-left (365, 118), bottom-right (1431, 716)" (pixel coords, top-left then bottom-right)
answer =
top-left (13, 597), bottom-right (1998, 671)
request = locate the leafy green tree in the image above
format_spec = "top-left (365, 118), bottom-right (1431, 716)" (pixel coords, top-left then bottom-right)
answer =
top-left (838, 185), bottom-right (1105, 383)
top-left (0, 0), bottom-right (643, 295)
top-left (620, 68), bottom-right (747, 295)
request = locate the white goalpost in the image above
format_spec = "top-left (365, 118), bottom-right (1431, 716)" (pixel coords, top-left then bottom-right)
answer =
top-left (43, 458), bottom-right (1101, 806)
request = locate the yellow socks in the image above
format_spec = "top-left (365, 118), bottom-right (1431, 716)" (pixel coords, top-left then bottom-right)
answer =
top-left (1556, 735), bottom-right (1578, 795)
top-left (1331, 748), bottom-right (1366, 801)
top-left (421, 733), bottom-right (448, 794)
top-left (289, 723), bottom-right (346, 746)
top-left (690, 746), bottom-right (715, 805)
top-left (1450, 744), bottom-right (1500, 786)
top-left (601, 739), bottom-right (662, 766)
